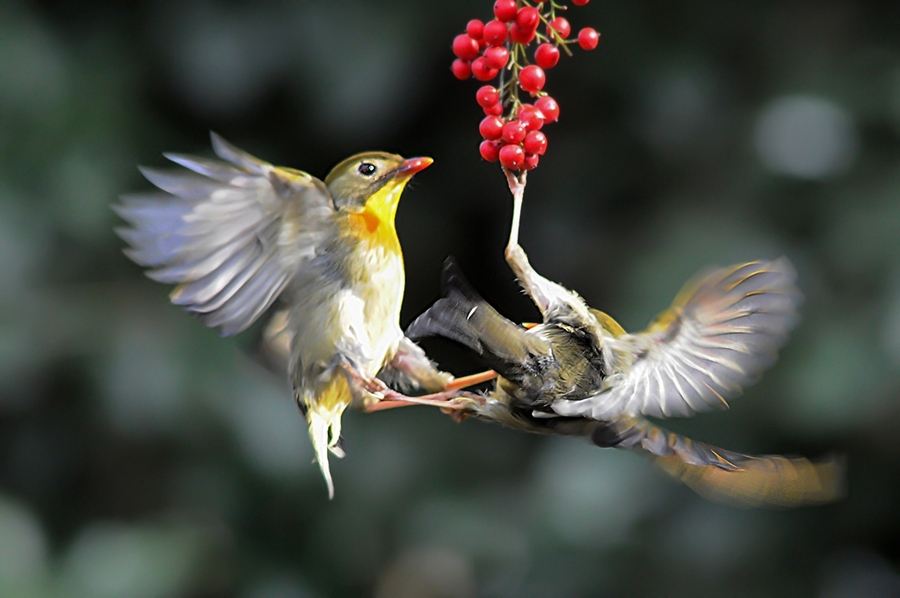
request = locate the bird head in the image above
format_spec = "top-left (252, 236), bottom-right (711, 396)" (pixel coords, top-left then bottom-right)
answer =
top-left (325, 152), bottom-right (433, 225)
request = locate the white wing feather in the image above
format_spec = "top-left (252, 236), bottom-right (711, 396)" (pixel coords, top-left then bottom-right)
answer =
top-left (116, 133), bottom-right (337, 336)
top-left (553, 259), bottom-right (801, 420)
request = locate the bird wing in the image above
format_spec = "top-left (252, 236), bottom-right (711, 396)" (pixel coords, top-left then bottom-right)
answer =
top-left (116, 133), bottom-right (338, 336)
top-left (590, 416), bottom-right (843, 507)
top-left (552, 259), bottom-right (801, 419)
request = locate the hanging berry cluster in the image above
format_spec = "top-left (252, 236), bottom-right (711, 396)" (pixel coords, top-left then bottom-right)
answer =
top-left (450, 0), bottom-right (600, 172)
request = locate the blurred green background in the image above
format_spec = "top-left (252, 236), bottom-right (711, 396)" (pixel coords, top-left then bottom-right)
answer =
top-left (2, 1), bottom-right (899, 596)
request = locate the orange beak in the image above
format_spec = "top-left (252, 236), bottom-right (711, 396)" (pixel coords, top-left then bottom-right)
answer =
top-left (397, 156), bottom-right (433, 177)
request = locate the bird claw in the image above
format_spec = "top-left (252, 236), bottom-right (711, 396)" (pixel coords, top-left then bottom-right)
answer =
top-left (439, 392), bottom-right (485, 422)
top-left (339, 362), bottom-right (390, 400)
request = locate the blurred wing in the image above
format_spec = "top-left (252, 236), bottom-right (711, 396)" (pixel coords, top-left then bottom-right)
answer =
top-left (116, 133), bottom-right (337, 336)
top-left (589, 416), bottom-right (844, 507)
top-left (260, 308), bottom-right (293, 365)
top-left (554, 259), bottom-right (801, 419)
top-left (654, 452), bottom-right (844, 507)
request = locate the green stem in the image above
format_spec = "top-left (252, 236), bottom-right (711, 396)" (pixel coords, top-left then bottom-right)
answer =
top-left (536, 11), bottom-right (573, 56)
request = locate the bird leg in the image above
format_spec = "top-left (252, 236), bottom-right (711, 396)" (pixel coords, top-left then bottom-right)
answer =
top-left (365, 370), bottom-right (495, 415)
top-left (364, 390), bottom-right (483, 414)
top-left (445, 369), bottom-right (498, 390)
top-left (338, 363), bottom-right (483, 414)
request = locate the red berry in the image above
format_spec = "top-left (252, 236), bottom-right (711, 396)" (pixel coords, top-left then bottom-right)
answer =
top-left (451, 59), bottom-right (471, 80)
top-left (499, 144), bottom-right (525, 170)
top-left (516, 6), bottom-right (540, 30)
top-left (502, 120), bottom-right (527, 144)
top-left (466, 19), bottom-right (484, 39)
top-left (535, 95), bottom-right (560, 122)
top-left (578, 27), bottom-right (601, 50)
top-left (483, 19), bottom-right (508, 46)
top-left (509, 23), bottom-right (536, 44)
top-left (483, 46), bottom-right (509, 69)
top-left (471, 57), bottom-right (498, 81)
top-left (475, 85), bottom-right (500, 108)
top-left (482, 102), bottom-right (503, 116)
top-left (479, 140), bottom-right (501, 162)
top-left (572, 0), bottom-right (590, 5)
top-left (519, 65), bottom-right (546, 93)
top-left (517, 104), bottom-right (545, 131)
top-left (547, 17), bottom-right (571, 39)
top-left (534, 43), bottom-right (560, 69)
top-left (493, 0), bottom-right (518, 22)
top-left (479, 116), bottom-right (504, 140)
top-left (524, 153), bottom-right (540, 171)
top-left (524, 130), bottom-right (548, 155)
top-left (452, 34), bottom-right (479, 61)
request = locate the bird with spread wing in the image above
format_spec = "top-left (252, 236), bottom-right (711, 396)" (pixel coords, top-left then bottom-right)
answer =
top-left (407, 174), bottom-right (843, 506)
top-left (115, 133), bottom-right (483, 497)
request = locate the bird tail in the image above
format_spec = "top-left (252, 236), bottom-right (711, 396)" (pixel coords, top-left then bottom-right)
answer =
top-left (590, 416), bottom-right (844, 507)
top-left (301, 374), bottom-right (352, 499)
top-left (406, 258), bottom-right (545, 377)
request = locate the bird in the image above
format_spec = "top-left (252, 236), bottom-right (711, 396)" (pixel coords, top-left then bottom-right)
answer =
top-left (115, 132), bottom-right (456, 497)
top-left (407, 242), bottom-right (843, 506)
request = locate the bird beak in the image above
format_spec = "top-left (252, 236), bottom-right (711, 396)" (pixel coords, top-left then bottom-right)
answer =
top-left (396, 157), bottom-right (433, 177)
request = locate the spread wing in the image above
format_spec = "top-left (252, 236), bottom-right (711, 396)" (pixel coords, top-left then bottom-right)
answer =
top-left (116, 133), bottom-right (337, 336)
top-left (553, 259), bottom-right (801, 420)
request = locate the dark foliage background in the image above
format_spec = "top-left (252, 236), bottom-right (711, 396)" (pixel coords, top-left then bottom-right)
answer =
top-left (1, 1), bottom-right (899, 596)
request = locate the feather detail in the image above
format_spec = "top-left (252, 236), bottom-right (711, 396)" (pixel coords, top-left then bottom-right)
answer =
top-left (553, 258), bottom-right (802, 420)
top-left (116, 132), bottom-right (337, 336)
top-left (303, 374), bottom-right (353, 500)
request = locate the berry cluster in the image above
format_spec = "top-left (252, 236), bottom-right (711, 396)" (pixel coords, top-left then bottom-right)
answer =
top-left (451, 0), bottom-right (600, 172)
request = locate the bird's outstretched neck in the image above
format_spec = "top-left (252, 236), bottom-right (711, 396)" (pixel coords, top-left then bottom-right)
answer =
top-left (504, 168), bottom-right (527, 250)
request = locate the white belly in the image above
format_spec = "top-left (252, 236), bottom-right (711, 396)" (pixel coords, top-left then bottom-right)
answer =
top-left (289, 245), bottom-right (404, 384)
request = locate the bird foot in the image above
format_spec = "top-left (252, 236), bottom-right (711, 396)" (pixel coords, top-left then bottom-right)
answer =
top-left (340, 362), bottom-right (487, 418)
top-left (365, 390), bottom-right (484, 417)
top-left (339, 362), bottom-right (391, 400)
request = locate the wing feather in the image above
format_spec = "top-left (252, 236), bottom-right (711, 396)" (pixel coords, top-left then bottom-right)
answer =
top-left (553, 258), bottom-right (801, 419)
top-left (117, 133), bottom-right (337, 336)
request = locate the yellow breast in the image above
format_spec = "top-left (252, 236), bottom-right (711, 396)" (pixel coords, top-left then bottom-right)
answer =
top-left (345, 207), bottom-right (402, 254)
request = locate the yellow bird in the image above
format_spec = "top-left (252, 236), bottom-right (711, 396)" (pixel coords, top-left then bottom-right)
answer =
top-left (408, 242), bottom-right (843, 506)
top-left (116, 133), bottom-right (451, 497)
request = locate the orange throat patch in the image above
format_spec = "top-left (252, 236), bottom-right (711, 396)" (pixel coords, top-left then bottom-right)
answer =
top-left (346, 207), bottom-right (401, 252)
top-left (344, 180), bottom-right (406, 251)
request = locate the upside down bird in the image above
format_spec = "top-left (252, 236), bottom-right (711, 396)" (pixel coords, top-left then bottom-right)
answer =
top-left (116, 133), bottom-right (456, 497)
top-left (408, 240), bottom-right (843, 506)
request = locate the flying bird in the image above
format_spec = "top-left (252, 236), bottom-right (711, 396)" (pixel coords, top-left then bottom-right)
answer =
top-left (116, 133), bottom-right (455, 497)
top-left (408, 242), bottom-right (843, 506)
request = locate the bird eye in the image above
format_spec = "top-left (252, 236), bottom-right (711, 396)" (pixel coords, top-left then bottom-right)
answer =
top-left (357, 162), bottom-right (377, 177)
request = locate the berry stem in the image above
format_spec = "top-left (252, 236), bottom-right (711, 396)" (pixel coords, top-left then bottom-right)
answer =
top-left (537, 13), bottom-right (574, 55)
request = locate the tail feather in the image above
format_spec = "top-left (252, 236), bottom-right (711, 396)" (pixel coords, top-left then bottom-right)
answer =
top-left (406, 258), bottom-right (550, 375)
top-left (405, 259), bottom-right (488, 354)
top-left (301, 375), bottom-right (352, 499)
top-left (592, 417), bottom-right (844, 507)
